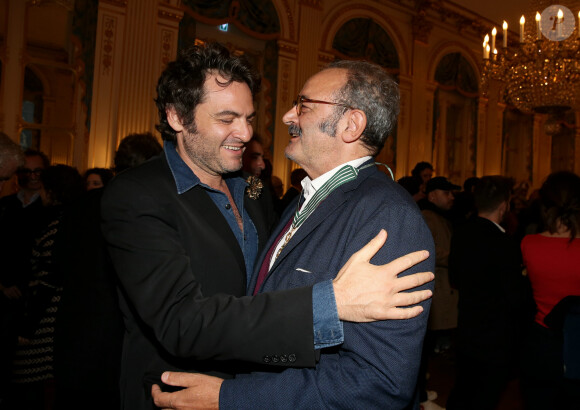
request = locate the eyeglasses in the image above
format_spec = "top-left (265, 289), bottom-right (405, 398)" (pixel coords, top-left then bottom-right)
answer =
top-left (17, 168), bottom-right (43, 176)
top-left (292, 95), bottom-right (353, 116)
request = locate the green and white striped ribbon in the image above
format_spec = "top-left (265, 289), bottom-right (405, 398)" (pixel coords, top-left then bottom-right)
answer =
top-left (291, 164), bottom-right (359, 229)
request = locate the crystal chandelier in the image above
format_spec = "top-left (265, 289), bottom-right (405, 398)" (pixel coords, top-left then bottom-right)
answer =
top-left (481, 1), bottom-right (580, 115)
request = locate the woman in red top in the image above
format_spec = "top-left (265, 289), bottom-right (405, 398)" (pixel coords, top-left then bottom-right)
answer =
top-left (521, 171), bottom-right (580, 410)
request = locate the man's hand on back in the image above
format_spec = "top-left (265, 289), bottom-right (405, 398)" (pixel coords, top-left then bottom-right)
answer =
top-left (333, 229), bottom-right (433, 322)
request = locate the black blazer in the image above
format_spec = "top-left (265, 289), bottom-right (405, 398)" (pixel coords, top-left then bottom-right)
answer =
top-left (449, 216), bottom-right (529, 362)
top-left (101, 154), bottom-right (315, 409)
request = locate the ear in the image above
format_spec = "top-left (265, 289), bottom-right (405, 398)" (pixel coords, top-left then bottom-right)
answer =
top-left (341, 109), bottom-right (367, 143)
top-left (500, 200), bottom-right (510, 215)
top-left (166, 107), bottom-right (184, 133)
top-left (427, 191), bottom-right (435, 202)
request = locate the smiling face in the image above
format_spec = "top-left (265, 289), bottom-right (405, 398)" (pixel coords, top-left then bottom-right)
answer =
top-left (17, 155), bottom-right (45, 192)
top-left (171, 74), bottom-right (256, 183)
top-left (282, 68), bottom-right (348, 179)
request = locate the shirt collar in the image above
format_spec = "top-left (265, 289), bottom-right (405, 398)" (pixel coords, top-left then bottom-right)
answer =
top-left (164, 140), bottom-right (249, 195)
top-left (17, 191), bottom-right (40, 207)
top-left (301, 156), bottom-right (372, 204)
top-left (164, 140), bottom-right (202, 194)
top-left (491, 220), bottom-right (506, 233)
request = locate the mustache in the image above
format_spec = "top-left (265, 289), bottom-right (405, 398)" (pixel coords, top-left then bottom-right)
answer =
top-left (288, 124), bottom-right (302, 137)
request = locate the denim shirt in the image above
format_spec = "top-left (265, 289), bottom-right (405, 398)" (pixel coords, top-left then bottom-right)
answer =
top-left (164, 142), bottom-right (258, 281)
top-left (165, 141), bottom-right (343, 348)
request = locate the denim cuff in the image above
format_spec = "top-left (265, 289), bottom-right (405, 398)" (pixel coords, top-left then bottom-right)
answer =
top-left (312, 280), bottom-right (344, 349)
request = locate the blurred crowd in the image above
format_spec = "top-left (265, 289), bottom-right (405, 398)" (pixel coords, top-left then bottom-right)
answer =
top-left (396, 162), bottom-right (580, 410)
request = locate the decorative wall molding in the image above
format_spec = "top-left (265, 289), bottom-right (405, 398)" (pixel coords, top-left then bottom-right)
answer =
top-left (320, 4), bottom-right (409, 74)
top-left (28, 0), bottom-right (75, 11)
top-left (317, 50), bottom-right (334, 65)
top-left (299, 0), bottom-right (322, 10)
top-left (277, 39), bottom-right (298, 58)
top-left (279, 0), bottom-right (295, 40)
top-left (412, 13), bottom-right (433, 45)
top-left (158, 8), bottom-right (182, 23)
top-left (99, 0), bottom-right (128, 7)
top-left (280, 59), bottom-right (292, 105)
top-left (160, 29), bottom-right (174, 68)
top-left (101, 15), bottom-right (116, 76)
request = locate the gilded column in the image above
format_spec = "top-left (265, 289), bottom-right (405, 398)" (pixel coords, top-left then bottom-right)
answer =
top-left (480, 80), bottom-right (504, 176)
top-left (87, 0), bottom-right (127, 168)
top-left (296, 0), bottom-right (323, 96)
top-left (88, 0), bottom-right (182, 169)
top-left (484, 101), bottom-right (505, 176)
top-left (271, 39), bottom-right (299, 189)
top-left (476, 97), bottom-right (488, 177)
top-left (531, 114), bottom-right (551, 189)
top-left (395, 74), bottom-right (413, 179)
top-left (115, 0), bottom-right (182, 145)
top-left (406, 12), bottom-right (434, 174)
top-left (1, 0), bottom-right (26, 140)
top-left (407, 80), bottom-right (436, 174)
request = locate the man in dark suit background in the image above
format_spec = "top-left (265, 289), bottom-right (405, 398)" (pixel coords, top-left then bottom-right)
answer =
top-left (54, 133), bottom-right (162, 410)
top-left (152, 57), bottom-right (435, 409)
top-left (447, 176), bottom-right (529, 410)
top-left (101, 43), bottom-right (433, 409)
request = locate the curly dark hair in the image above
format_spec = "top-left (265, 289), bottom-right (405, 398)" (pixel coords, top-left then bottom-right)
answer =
top-left (83, 167), bottom-right (114, 186)
top-left (114, 132), bottom-right (162, 173)
top-left (411, 162), bottom-right (434, 180)
top-left (155, 42), bottom-right (261, 142)
top-left (539, 171), bottom-right (580, 241)
top-left (41, 164), bottom-right (83, 205)
top-left (326, 60), bottom-right (399, 156)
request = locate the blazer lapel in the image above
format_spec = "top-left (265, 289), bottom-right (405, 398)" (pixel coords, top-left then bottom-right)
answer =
top-left (181, 186), bottom-right (246, 279)
top-left (269, 164), bottom-right (375, 272)
top-left (244, 194), bottom-right (269, 253)
top-left (247, 200), bottom-right (297, 293)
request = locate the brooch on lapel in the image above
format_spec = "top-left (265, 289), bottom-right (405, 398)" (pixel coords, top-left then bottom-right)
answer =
top-left (245, 175), bottom-right (263, 200)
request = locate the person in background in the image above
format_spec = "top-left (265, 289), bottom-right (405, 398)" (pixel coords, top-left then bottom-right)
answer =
top-left (270, 175), bottom-right (284, 199)
top-left (450, 176), bottom-right (479, 225)
top-left (113, 132), bottom-right (162, 174)
top-left (0, 133), bottom-right (24, 194)
top-left (418, 176), bottom-right (460, 410)
top-left (241, 136), bottom-right (266, 178)
top-left (277, 167), bottom-right (308, 214)
top-left (447, 176), bottom-right (529, 410)
top-left (83, 167), bottom-right (114, 191)
top-left (0, 133), bottom-right (24, 405)
top-left (0, 149), bottom-right (50, 407)
top-left (4, 149), bottom-right (50, 208)
top-left (55, 132), bottom-right (163, 410)
top-left (411, 161), bottom-right (434, 201)
top-left (398, 175), bottom-right (423, 203)
top-left (521, 171), bottom-right (580, 410)
top-left (8, 165), bottom-right (84, 410)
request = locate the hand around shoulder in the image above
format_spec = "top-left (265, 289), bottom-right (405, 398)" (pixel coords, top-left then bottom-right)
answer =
top-left (152, 372), bottom-right (223, 410)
